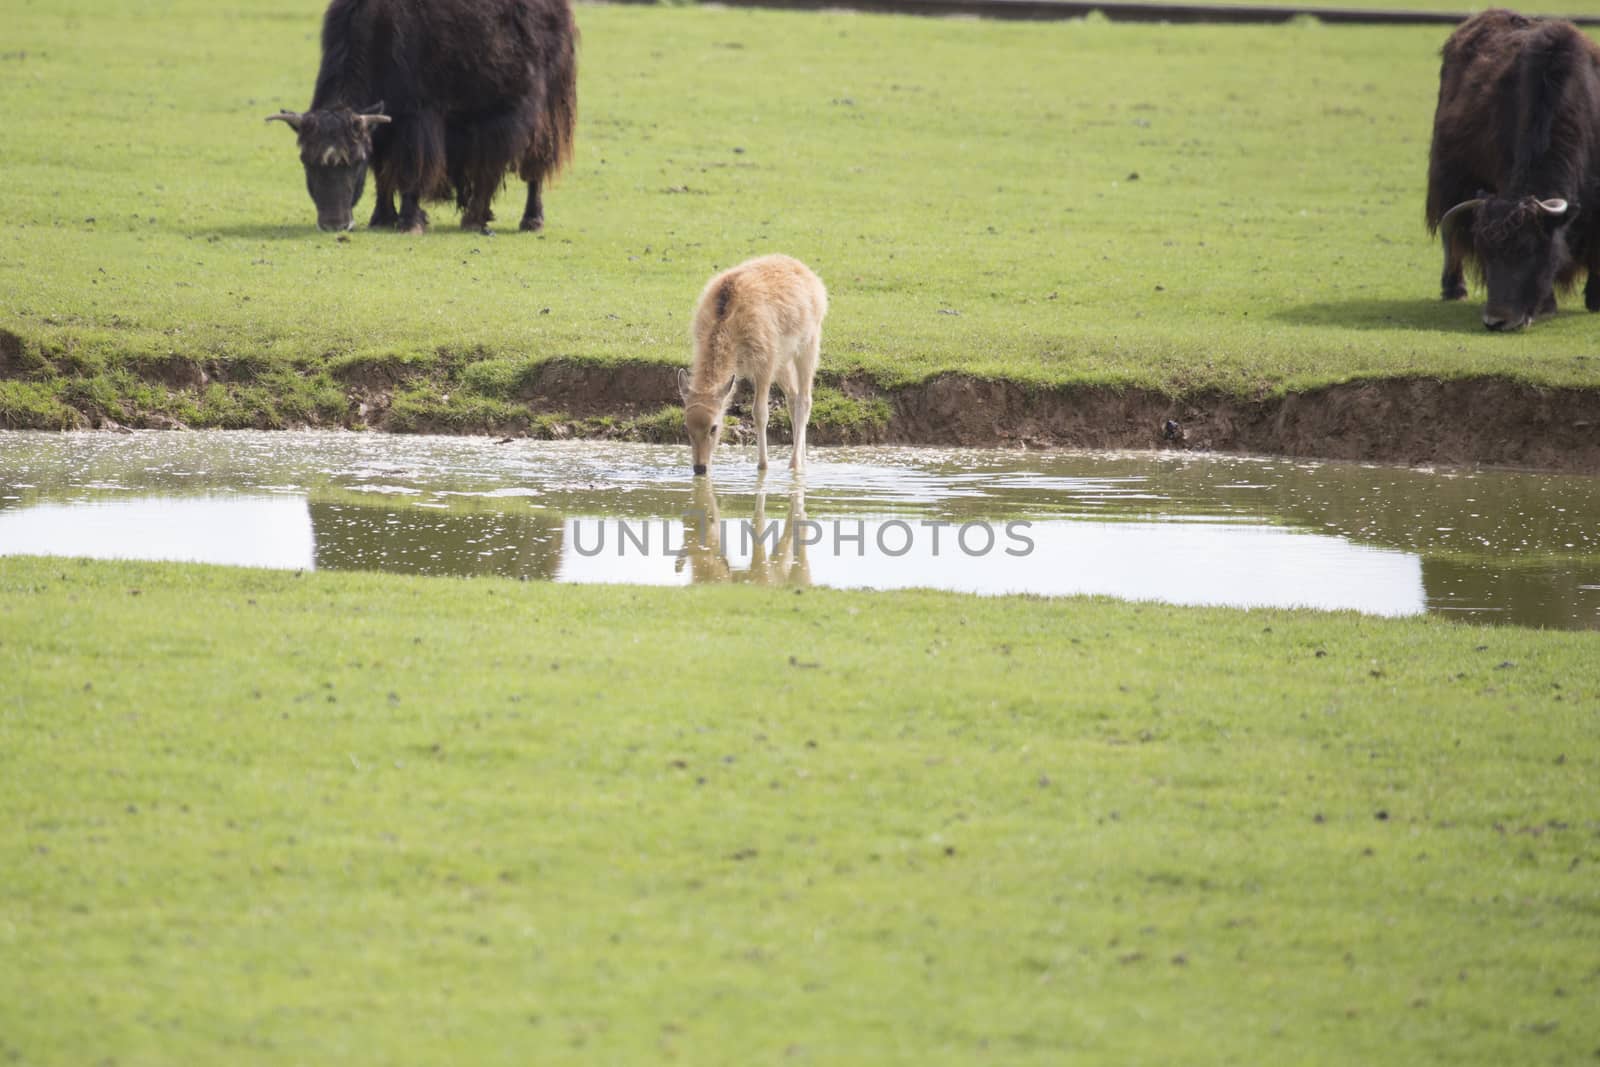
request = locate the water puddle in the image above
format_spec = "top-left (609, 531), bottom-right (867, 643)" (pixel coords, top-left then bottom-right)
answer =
top-left (1, 431), bottom-right (1597, 630)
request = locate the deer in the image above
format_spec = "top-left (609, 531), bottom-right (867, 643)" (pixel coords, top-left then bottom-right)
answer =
top-left (676, 254), bottom-right (827, 476)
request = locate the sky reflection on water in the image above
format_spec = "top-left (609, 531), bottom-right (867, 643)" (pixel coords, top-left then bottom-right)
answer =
top-left (0, 431), bottom-right (1596, 629)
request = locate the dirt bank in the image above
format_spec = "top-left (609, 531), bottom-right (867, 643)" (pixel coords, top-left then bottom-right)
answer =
top-left (865, 372), bottom-right (1600, 473)
top-left (5, 344), bottom-right (1598, 472)
top-left (376, 361), bottom-right (1600, 473)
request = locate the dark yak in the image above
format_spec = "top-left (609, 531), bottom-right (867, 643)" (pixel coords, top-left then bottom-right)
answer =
top-left (268, 0), bottom-right (577, 234)
top-left (1427, 8), bottom-right (1600, 330)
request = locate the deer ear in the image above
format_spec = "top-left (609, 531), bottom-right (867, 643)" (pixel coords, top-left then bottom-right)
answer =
top-left (720, 376), bottom-right (738, 404)
top-left (676, 367), bottom-right (692, 401)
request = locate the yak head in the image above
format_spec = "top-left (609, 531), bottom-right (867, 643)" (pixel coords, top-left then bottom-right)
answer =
top-left (1441, 194), bottom-right (1573, 331)
top-left (266, 105), bottom-right (390, 232)
top-left (677, 368), bottom-right (737, 476)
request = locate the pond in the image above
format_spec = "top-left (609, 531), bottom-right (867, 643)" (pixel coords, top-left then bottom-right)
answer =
top-left (1, 431), bottom-right (1597, 630)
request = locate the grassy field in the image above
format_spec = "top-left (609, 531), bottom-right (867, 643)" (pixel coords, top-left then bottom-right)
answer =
top-left (1, 554), bottom-right (1597, 1064)
top-left (5, 1), bottom-right (1600, 431)
top-left (1107, 0), bottom-right (1600, 10)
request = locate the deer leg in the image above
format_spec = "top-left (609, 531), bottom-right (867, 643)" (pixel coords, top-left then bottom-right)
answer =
top-left (777, 372), bottom-right (809, 474)
top-left (790, 333), bottom-right (820, 472)
top-left (753, 378), bottom-right (771, 471)
top-left (789, 389), bottom-right (812, 473)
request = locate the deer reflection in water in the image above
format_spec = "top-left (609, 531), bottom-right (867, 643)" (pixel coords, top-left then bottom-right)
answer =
top-left (675, 477), bottom-right (812, 588)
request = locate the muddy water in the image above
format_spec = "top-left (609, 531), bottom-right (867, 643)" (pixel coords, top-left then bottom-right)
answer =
top-left (1, 431), bottom-right (1597, 630)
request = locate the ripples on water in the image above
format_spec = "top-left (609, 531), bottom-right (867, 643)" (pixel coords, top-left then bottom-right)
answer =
top-left (0, 431), bottom-right (1596, 630)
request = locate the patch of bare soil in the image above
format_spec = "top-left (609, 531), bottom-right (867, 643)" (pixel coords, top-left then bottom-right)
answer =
top-left (347, 364), bottom-right (1600, 470)
top-left (870, 373), bottom-right (1600, 473)
top-left (0, 329), bottom-right (23, 373)
top-left (514, 360), bottom-right (681, 420)
top-left (7, 348), bottom-right (1599, 471)
top-left (446, 363), bottom-right (1599, 473)
top-left (127, 355), bottom-right (209, 391)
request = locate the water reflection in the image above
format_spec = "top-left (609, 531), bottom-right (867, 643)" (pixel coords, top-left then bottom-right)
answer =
top-left (310, 502), bottom-right (564, 579)
top-left (0, 495), bottom-right (314, 570)
top-left (674, 479), bottom-right (813, 589)
top-left (557, 478), bottom-right (815, 587)
top-left (565, 477), bottom-right (1426, 615)
top-left (0, 431), bottom-right (1596, 629)
top-left (1421, 557), bottom-right (1600, 630)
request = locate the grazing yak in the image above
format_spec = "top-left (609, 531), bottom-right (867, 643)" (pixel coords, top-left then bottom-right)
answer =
top-left (268, 0), bottom-right (577, 234)
top-left (1427, 8), bottom-right (1600, 330)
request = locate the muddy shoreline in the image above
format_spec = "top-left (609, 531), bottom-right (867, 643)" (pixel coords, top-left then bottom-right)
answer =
top-left (849, 371), bottom-right (1600, 473)
top-left (497, 363), bottom-right (1600, 473)
top-left (223, 358), bottom-right (1600, 473)
top-left (8, 348), bottom-right (1598, 473)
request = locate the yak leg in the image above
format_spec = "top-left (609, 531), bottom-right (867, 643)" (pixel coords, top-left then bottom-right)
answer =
top-left (520, 177), bottom-right (545, 233)
top-left (1431, 165), bottom-right (1478, 300)
top-left (397, 192), bottom-right (428, 236)
top-left (1588, 250), bottom-right (1600, 312)
top-left (518, 146), bottom-right (553, 232)
top-left (459, 170), bottom-right (495, 233)
top-left (460, 193), bottom-right (494, 234)
top-left (1440, 235), bottom-right (1469, 301)
top-left (369, 171), bottom-right (399, 229)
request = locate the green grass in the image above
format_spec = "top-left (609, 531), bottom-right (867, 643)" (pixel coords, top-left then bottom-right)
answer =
top-left (6, 2), bottom-right (1600, 429)
top-left (2, 555), bottom-right (1598, 1064)
top-left (1127, 0), bottom-right (1600, 10)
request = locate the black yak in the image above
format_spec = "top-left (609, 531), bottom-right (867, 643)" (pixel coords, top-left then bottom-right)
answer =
top-left (1427, 8), bottom-right (1600, 330)
top-left (267, 0), bottom-right (577, 234)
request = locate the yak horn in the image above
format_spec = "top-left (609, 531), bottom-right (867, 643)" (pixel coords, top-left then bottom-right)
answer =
top-left (1438, 197), bottom-right (1484, 237)
top-left (1537, 197), bottom-right (1569, 216)
top-left (265, 110), bottom-right (303, 130)
top-left (358, 113), bottom-right (392, 128)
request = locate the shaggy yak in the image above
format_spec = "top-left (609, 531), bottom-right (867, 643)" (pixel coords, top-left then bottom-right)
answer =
top-left (1427, 8), bottom-right (1600, 330)
top-left (678, 255), bottom-right (828, 477)
top-left (267, 0), bottom-right (577, 234)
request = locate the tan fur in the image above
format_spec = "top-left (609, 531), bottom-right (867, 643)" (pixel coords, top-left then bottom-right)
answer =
top-left (678, 254), bottom-right (828, 474)
top-left (675, 480), bottom-right (811, 588)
